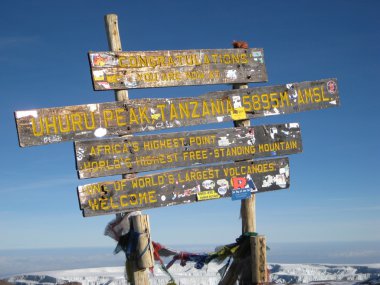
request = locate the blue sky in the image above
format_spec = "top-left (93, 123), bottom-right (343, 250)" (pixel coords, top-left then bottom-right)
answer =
top-left (1, 0), bottom-right (379, 256)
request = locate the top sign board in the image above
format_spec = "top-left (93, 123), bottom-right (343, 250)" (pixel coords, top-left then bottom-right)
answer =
top-left (88, 48), bottom-right (268, 90)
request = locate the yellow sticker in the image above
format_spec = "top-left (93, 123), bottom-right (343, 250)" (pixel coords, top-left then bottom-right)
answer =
top-left (106, 74), bottom-right (122, 83)
top-left (230, 107), bottom-right (247, 120)
top-left (151, 113), bottom-right (161, 120)
top-left (197, 190), bottom-right (221, 201)
top-left (93, 71), bottom-right (105, 81)
top-left (93, 55), bottom-right (106, 67)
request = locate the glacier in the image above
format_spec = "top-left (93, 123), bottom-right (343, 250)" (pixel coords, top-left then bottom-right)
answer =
top-left (5, 263), bottom-right (380, 285)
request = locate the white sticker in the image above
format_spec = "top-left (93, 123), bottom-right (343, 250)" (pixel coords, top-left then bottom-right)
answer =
top-left (76, 147), bottom-right (85, 161)
top-left (279, 165), bottom-right (290, 178)
top-left (93, 70), bottom-right (104, 80)
top-left (270, 127), bottom-right (278, 140)
top-left (98, 82), bottom-right (111, 89)
top-left (252, 51), bottom-right (262, 57)
top-left (286, 84), bottom-right (298, 100)
top-left (226, 70), bottom-right (237, 80)
top-left (202, 180), bottom-right (215, 190)
top-left (286, 84), bottom-right (293, 89)
top-left (88, 104), bottom-right (98, 112)
top-left (94, 128), bottom-right (107, 137)
top-left (218, 137), bottom-right (230, 146)
top-left (15, 110), bottom-right (38, 119)
top-left (123, 81), bottom-right (137, 88)
top-left (288, 123), bottom-right (299, 129)
top-left (217, 179), bottom-right (229, 187)
top-left (262, 173), bottom-right (288, 188)
top-left (43, 135), bottom-right (62, 144)
top-left (264, 108), bottom-right (280, 116)
top-left (218, 186), bottom-right (228, 195)
top-left (275, 174), bottom-right (287, 188)
top-left (262, 175), bottom-right (274, 188)
top-left (232, 96), bottom-right (242, 108)
top-left (245, 129), bottom-right (256, 145)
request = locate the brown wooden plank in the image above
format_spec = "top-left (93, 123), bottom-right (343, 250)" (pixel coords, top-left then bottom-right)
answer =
top-left (78, 157), bottom-right (290, 217)
top-left (88, 48), bottom-right (267, 90)
top-left (75, 123), bottom-right (302, 179)
top-left (15, 78), bottom-right (339, 147)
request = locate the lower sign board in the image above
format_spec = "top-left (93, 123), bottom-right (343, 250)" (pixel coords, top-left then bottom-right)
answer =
top-left (15, 78), bottom-right (338, 147)
top-left (78, 157), bottom-right (290, 217)
top-left (75, 123), bottom-right (302, 179)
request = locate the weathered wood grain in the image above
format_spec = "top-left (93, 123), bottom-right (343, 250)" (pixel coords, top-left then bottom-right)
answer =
top-left (232, 70), bottom-right (256, 237)
top-left (77, 157), bottom-right (290, 217)
top-left (88, 48), bottom-right (267, 90)
top-left (15, 78), bottom-right (339, 147)
top-left (75, 123), bottom-right (302, 179)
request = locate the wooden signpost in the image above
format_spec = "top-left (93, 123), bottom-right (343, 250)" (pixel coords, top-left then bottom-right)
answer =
top-left (13, 12), bottom-right (342, 285)
top-left (88, 48), bottom-right (268, 90)
top-left (78, 157), bottom-right (290, 217)
top-left (15, 78), bottom-right (339, 147)
top-left (75, 123), bottom-right (302, 179)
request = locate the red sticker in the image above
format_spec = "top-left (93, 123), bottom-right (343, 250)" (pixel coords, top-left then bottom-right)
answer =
top-left (327, 80), bottom-right (337, 94)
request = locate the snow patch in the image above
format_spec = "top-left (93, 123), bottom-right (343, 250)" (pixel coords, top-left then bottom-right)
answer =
top-left (6, 263), bottom-right (380, 285)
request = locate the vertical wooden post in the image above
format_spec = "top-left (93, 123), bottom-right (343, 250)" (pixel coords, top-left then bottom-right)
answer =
top-left (220, 43), bottom-right (262, 285)
top-left (230, 41), bottom-right (256, 236)
top-left (104, 14), bottom-right (151, 285)
top-left (232, 42), bottom-right (267, 284)
top-left (132, 215), bottom-right (155, 269)
top-left (232, 99), bottom-right (256, 236)
top-left (251, 236), bottom-right (268, 283)
top-left (104, 14), bottom-right (129, 102)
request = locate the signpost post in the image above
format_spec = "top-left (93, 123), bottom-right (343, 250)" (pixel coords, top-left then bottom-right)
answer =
top-left (104, 14), bottom-right (152, 285)
top-left (231, 42), bottom-right (265, 284)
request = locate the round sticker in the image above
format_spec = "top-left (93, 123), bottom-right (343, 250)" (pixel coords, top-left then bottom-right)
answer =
top-left (94, 127), bottom-right (107, 137)
top-left (218, 186), bottom-right (228, 195)
top-left (217, 179), bottom-right (229, 187)
top-left (202, 180), bottom-right (215, 189)
top-left (327, 80), bottom-right (337, 94)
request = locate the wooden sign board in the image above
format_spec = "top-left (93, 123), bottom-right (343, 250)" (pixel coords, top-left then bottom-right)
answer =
top-left (88, 48), bottom-right (268, 90)
top-left (78, 157), bottom-right (290, 217)
top-left (75, 123), bottom-right (302, 179)
top-left (15, 78), bottom-right (339, 147)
